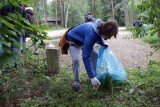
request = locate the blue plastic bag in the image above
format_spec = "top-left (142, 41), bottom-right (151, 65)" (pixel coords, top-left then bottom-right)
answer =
top-left (96, 46), bottom-right (127, 81)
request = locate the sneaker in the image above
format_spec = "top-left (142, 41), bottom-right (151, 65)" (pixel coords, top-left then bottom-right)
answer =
top-left (73, 81), bottom-right (80, 92)
top-left (73, 85), bottom-right (80, 92)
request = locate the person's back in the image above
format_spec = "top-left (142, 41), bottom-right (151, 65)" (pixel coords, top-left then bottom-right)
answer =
top-left (67, 19), bottom-right (103, 46)
top-left (24, 7), bottom-right (36, 24)
top-left (133, 18), bottom-right (143, 28)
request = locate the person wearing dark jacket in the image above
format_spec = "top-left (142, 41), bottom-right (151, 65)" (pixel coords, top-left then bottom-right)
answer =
top-left (66, 19), bottom-right (118, 91)
top-left (84, 12), bottom-right (95, 22)
top-left (22, 4), bottom-right (39, 54)
top-left (24, 6), bottom-right (36, 24)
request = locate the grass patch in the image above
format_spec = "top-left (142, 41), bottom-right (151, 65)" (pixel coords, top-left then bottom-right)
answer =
top-left (142, 31), bottom-right (160, 50)
top-left (0, 46), bottom-right (160, 106)
top-left (1, 60), bottom-right (160, 106)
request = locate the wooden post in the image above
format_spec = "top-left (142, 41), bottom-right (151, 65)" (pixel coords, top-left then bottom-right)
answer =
top-left (46, 47), bottom-right (60, 74)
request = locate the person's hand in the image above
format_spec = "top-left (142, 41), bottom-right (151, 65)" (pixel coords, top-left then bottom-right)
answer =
top-left (90, 77), bottom-right (101, 90)
top-left (102, 42), bottom-right (108, 47)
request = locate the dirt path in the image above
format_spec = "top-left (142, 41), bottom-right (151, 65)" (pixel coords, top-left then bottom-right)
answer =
top-left (106, 31), bottom-right (160, 70)
top-left (47, 28), bottom-right (160, 71)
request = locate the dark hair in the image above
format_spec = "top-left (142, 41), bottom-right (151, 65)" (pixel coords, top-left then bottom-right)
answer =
top-left (99, 20), bottom-right (118, 38)
top-left (87, 12), bottom-right (92, 15)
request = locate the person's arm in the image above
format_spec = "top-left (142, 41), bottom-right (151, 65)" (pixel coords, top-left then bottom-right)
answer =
top-left (97, 38), bottom-right (108, 47)
top-left (82, 36), bottom-right (95, 78)
top-left (97, 37), bottom-right (105, 45)
top-left (82, 33), bottom-right (101, 90)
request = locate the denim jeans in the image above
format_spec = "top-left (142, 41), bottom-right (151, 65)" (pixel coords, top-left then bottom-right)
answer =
top-left (10, 34), bottom-right (23, 55)
top-left (0, 44), bottom-right (3, 55)
top-left (0, 35), bottom-right (3, 55)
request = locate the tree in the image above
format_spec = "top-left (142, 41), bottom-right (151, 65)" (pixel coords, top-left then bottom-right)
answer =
top-left (138, 0), bottom-right (160, 38)
top-left (43, 0), bottom-right (48, 25)
top-left (60, 0), bottom-right (65, 27)
top-left (55, 0), bottom-right (58, 28)
top-left (0, 0), bottom-right (48, 66)
top-left (130, 0), bottom-right (134, 27)
top-left (92, 0), bottom-right (95, 17)
top-left (65, 1), bottom-right (70, 28)
top-left (111, 0), bottom-right (115, 19)
top-left (123, 0), bottom-right (129, 29)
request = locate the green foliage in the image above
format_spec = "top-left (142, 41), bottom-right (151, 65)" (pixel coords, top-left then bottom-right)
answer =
top-left (0, 1), bottom-right (48, 66)
top-left (130, 26), bottom-right (147, 38)
top-left (137, 0), bottom-right (160, 34)
top-left (1, 55), bottom-right (160, 106)
top-left (98, 0), bottom-right (124, 26)
top-left (99, 73), bottom-right (124, 93)
top-left (143, 35), bottom-right (160, 50)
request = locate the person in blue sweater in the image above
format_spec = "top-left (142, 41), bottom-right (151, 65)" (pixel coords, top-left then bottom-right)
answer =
top-left (66, 19), bottom-right (118, 91)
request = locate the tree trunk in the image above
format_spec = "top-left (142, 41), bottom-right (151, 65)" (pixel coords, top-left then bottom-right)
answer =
top-left (158, 31), bottom-right (160, 38)
top-left (130, 0), bottom-right (134, 27)
top-left (92, 0), bottom-right (95, 17)
top-left (65, 2), bottom-right (70, 28)
top-left (60, 0), bottom-right (65, 27)
top-left (55, 0), bottom-right (58, 28)
top-left (43, 0), bottom-right (48, 25)
top-left (123, 0), bottom-right (129, 29)
top-left (111, 0), bottom-right (115, 19)
top-left (158, 16), bottom-right (160, 38)
top-left (36, 0), bottom-right (41, 22)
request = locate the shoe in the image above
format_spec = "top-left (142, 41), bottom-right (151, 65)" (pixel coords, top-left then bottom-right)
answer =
top-left (73, 85), bottom-right (80, 92)
top-left (73, 81), bottom-right (80, 92)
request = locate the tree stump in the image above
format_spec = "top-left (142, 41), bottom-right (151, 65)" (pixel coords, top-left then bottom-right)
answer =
top-left (46, 47), bottom-right (61, 74)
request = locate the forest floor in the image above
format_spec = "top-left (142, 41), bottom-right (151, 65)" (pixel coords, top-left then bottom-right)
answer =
top-left (46, 27), bottom-right (160, 71)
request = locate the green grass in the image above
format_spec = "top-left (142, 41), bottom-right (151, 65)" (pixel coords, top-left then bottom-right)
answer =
top-left (142, 35), bottom-right (160, 50)
top-left (39, 25), bottom-right (65, 31)
top-left (1, 60), bottom-right (160, 107)
top-left (0, 43), bottom-right (160, 107)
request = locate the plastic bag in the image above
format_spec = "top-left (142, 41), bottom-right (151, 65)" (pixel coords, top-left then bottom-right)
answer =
top-left (96, 46), bottom-right (127, 81)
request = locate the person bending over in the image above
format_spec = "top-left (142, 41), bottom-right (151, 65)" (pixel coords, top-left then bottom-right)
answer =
top-left (66, 19), bottom-right (118, 91)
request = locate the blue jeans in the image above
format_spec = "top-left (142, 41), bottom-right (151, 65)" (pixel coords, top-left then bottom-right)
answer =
top-left (0, 35), bottom-right (3, 55)
top-left (10, 34), bottom-right (23, 55)
top-left (0, 44), bottom-right (3, 55)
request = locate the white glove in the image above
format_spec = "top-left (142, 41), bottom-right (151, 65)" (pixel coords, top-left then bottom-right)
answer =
top-left (90, 77), bottom-right (101, 90)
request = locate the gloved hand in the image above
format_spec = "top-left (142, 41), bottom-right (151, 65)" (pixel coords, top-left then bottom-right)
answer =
top-left (90, 77), bottom-right (101, 90)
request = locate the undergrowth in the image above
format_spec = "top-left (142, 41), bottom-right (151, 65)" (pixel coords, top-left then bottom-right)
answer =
top-left (0, 58), bottom-right (160, 107)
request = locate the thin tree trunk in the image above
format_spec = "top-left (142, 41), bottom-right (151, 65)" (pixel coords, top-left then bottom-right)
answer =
top-left (60, 0), bottom-right (64, 27)
top-left (130, 0), bottom-right (134, 27)
top-left (62, 1), bottom-right (65, 27)
top-left (111, 0), bottom-right (115, 19)
top-left (123, 0), bottom-right (129, 29)
top-left (158, 16), bottom-right (160, 38)
top-left (158, 32), bottom-right (160, 38)
top-left (65, 2), bottom-right (70, 28)
top-left (92, 0), bottom-right (95, 17)
top-left (43, 0), bottom-right (48, 25)
top-left (36, 0), bottom-right (41, 22)
top-left (55, 0), bottom-right (58, 28)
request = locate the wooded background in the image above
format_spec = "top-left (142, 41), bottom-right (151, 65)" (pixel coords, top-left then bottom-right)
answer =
top-left (28, 0), bottom-right (140, 28)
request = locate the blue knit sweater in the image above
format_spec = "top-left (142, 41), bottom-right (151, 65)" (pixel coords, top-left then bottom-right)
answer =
top-left (66, 19), bottom-right (104, 78)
